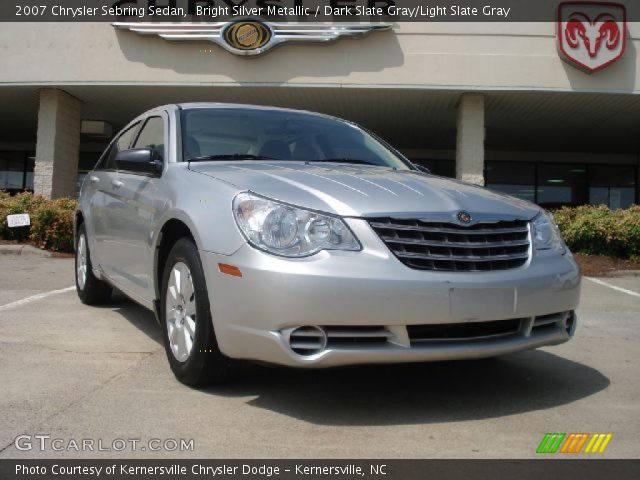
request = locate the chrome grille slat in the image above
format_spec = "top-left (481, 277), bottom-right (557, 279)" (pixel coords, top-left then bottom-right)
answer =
top-left (369, 217), bottom-right (530, 272)
top-left (369, 222), bottom-right (529, 235)
top-left (381, 237), bottom-right (530, 248)
top-left (396, 251), bottom-right (529, 262)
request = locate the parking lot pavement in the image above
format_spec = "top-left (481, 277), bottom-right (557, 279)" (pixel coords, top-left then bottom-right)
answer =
top-left (0, 255), bottom-right (639, 459)
top-left (0, 253), bottom-right (74, 305)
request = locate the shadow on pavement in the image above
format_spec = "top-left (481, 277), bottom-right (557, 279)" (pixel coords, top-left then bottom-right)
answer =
top-left (97, 292), bottom-right (164, 345)
top-left (108, 296), bottom-right (610, 427)
top-left (207, 351), bottom-right (609, 426)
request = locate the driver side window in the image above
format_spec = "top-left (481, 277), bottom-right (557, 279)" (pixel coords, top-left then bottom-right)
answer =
top-left (133, 116), bottom-right (165, 162)
top-left (98, 122), bottom-right (140, 170)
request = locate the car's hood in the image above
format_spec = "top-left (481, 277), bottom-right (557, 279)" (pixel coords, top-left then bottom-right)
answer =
top-left (189, 161), bottom-right (540, 219)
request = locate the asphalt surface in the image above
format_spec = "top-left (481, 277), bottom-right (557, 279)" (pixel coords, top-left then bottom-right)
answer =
top-left (0, 255), bottom-right (638, 459)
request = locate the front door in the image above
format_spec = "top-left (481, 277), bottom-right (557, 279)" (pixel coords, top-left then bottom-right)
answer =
top-left (87, 121), bottom-right (141, 273)
top-left (103, 115), bottom-right (167, 303)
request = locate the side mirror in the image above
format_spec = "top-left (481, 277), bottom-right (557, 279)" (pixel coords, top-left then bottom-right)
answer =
top-left (412, 163), bottom-right (431, 174)
top-left (114, 148), bottom-right (162, 175)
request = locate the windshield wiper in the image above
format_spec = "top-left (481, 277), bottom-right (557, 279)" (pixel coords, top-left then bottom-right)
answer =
top-left (187, 154), bottom-right (275, 162)
top-left (312, 158), bottom-right (376, 166)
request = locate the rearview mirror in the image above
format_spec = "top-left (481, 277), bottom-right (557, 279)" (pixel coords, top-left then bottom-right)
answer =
top-left (114, 148), bottom-right (162, 175)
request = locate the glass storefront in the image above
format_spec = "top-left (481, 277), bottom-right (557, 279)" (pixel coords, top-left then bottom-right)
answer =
top-left (486, 161), bottom-right (637, 209)
top-left (0, 152), bottom-right (35, 193)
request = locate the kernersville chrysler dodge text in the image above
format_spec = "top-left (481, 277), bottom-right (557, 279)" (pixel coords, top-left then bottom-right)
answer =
top-left (75, 104), bottom-right (580, 385)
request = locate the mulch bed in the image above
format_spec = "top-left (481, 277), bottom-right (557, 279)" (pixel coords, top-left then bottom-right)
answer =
top-left (574, 253), bottom-right (640, 277)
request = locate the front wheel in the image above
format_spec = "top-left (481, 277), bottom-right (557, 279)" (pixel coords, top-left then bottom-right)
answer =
top-left (161, 238), bottom-right (234, 386)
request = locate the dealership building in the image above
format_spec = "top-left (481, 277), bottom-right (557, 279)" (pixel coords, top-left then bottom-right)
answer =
top-left (1, 14), bottom-right (639, 208)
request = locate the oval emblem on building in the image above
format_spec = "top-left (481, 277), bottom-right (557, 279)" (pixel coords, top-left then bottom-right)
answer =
top-left (457, 211), bottom-right (472, 224)
top-left (224, 21), bottom-right (271, 52)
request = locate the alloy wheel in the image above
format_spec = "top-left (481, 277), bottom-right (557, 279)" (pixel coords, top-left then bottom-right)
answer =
top-left (165, 262), bottom-right (197, 362)
top-left (76, 234), bottom-right (87, 290)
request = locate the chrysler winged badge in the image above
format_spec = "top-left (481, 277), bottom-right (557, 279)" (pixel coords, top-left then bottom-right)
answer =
top-left (113, 20), bottom-right (392, 56)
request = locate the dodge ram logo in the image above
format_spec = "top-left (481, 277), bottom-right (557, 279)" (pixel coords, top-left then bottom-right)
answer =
top-left (557, 2), bottom-right (627, 73)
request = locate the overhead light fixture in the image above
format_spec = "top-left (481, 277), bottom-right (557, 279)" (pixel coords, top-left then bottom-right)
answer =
top-left (569, 168), bottom-right (586, 173)
top-left (547, 179), bottom-right (565, 184)
top-left (81, 120), bottom-right (113, 138)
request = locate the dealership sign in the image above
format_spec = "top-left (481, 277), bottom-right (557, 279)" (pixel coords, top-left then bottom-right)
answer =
top-left (114, 20), bottom-right (391, 56)
top-left (557, 2), bottom-right (627, 73)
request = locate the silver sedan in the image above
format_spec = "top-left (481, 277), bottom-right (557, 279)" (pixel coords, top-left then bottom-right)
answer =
top-left (75, 103), bottom-right (580, 386)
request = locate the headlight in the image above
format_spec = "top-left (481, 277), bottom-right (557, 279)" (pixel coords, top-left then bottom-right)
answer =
top-left (233, 192), bottom-right (361, 257)
top-left (532, 210), bottom-right (565, 253)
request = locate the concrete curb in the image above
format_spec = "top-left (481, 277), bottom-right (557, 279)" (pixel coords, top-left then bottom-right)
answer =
top-left (0, 244), bottom-right (52, 258)
top-left (606, 270), bottom-right (640, 278)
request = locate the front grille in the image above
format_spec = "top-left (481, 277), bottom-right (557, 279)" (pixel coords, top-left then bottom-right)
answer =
top-left (407, 319), bottom-right (522, 344)
top-left (369, 218), bottom-right (530, 271)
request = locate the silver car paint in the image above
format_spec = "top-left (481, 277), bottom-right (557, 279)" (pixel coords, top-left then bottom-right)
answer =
top-left (77, 103), bottom-right (581, 367)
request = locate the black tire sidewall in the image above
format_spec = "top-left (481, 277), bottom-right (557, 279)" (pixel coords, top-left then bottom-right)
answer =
top-left (160, 238), bottom-right (224, 385)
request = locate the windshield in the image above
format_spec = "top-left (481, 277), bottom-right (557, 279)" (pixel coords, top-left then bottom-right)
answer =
top-left (180, 107), bottom-right (411, 170)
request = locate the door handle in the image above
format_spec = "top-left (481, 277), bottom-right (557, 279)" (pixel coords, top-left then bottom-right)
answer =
top-left (89, 176), bottom-right (99, 184)
top-left (112, 179), bottom-right (124, 189)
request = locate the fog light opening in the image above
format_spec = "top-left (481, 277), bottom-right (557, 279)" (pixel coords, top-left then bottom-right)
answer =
top-left (288, 326), bottom-right (327, 356)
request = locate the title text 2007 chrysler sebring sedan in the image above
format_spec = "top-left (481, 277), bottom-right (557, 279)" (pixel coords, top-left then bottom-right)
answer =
top-left (75, 104), bottom-right (580, 386)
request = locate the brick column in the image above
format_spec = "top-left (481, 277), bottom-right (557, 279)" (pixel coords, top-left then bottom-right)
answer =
top-left (455, 93), bottom-right (485, 186)
top-left (34, 89), bottom-right (82, 198)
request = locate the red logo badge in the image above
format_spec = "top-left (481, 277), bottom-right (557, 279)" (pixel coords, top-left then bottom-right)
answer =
top-left (557, 2), bottom-right (626, 73)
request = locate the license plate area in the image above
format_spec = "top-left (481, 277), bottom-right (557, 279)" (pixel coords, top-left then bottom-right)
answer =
top-left (449, 288), bottom-right (516, 321)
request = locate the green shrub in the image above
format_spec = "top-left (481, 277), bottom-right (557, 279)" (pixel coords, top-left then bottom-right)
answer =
top-left (0, 191), bottom-right (76, 252)
top-left (554, 205), bottom-right (640, 260)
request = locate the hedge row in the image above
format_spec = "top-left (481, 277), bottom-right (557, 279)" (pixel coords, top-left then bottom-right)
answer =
top-left (553, 205), bottom-right (640, 260)
top-left (0, 192), bottom-right (76, 252)
top-left (1, 192), bottom-right (639, 258)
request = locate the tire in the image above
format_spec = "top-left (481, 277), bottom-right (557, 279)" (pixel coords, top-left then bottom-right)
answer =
top-left (75, 223), bottom-right (112, 305)
top-left (160, 238), bottom-right (234, 386)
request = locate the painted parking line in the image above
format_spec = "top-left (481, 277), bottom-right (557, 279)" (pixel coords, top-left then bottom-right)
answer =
top-left (585, 277), bottom-right (640, 299)
top-left (0, 286), bottom-right (75, 312)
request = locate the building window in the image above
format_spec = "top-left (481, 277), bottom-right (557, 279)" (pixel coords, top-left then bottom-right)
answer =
top-left (537, 163), bottom-right (588, 207)
top-left (485, 161), bottom-right (637, 209)
top-left (0, 152), bottom-right (34, 193)
top-left (588, 165), bottom-right (636, 209)
top-left (25, 154), bottom-right (35, 190)
top-left (485, 161), bottom-right (536, 202)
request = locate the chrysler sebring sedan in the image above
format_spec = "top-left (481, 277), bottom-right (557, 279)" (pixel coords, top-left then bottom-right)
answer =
top-left (75, 103), bottom-right (580, 386)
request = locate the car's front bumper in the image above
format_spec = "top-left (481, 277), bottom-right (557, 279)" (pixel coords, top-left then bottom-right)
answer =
top-left (200, 219), bottom-right (581, 367)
